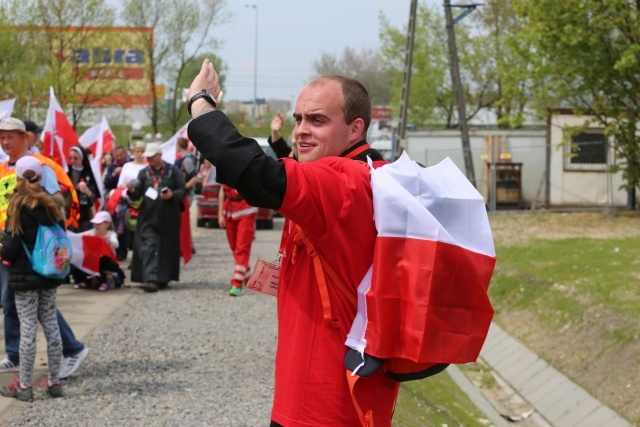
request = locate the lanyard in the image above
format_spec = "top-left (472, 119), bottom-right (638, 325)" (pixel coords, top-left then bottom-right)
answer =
top-left (343, 143), bottom-right (370, 159)
top-left (273, 143), bottom-right (370, 265)
top-left (150, 163), bottom-right (165, 189)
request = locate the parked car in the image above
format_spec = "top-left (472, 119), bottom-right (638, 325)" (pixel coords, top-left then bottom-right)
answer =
top-left (196, 139), bottom-right (276, 229)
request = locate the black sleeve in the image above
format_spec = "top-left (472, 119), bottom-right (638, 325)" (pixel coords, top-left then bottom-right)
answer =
top-left (103, 163), bottom-right (118, 190)
top-left (188, 111), bottom-right (287, 210)
top-left (1, 229), bottom-right (21, 263)
top-left (128, 169), bottom-right (147, 201)
top-left (268, 136), bottom-right (292, 159)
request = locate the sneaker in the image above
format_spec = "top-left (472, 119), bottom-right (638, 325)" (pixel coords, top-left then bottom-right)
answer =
top-left (59, 347), bottom-right (89, 379)
top-left (0, 382), bottom-right (33, 401)
top-left (142, 282), bottom-right (158, 293)
top-left (73, 282), bottom-right (87, 289)
top-left (229, 286), bottom-right (243, 297)
top-left (47, 382), bottom-right (63, 398)
top-left (98, 282), bottom-right (110, 292)
top-left (0, 358), bottom-right (19, 373)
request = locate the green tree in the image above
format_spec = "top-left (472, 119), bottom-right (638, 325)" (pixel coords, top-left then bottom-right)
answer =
top-left (312, 46), bottom-right (394, 107)
top-left (513, 0), bottom-right (640, 208)
top-left (379, 3), bottom-right (497, 128)
top-left (173, 53), bottom-right (227, 132)
top-left (473, 0), bottom-right (533, 128)
top-left (0, 0), bottom-right (118, 126)
top-left (121, 0), bottom-right (229, 133)
top-left (0, 4), bottom-right (49, 118)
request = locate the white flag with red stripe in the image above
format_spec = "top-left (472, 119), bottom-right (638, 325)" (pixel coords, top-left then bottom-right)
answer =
top-left (67, 230), bottom-right (118, 277)
top-left (345, 153), bottom-right (496, 372)
top-left (79, 115), bottom-right (115, 170)
top-left (0, 98), bottom-right (15, 119)
top-left (41, 87), bottom-right (80, 169)
top-left (161, 121), bottom-right (190, 164)
top-left (79, 116), bottom-right (114, 211)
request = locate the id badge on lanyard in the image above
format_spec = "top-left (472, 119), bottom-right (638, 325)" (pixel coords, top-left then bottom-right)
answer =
top-left (246, 219), bottom-right (290, 297)
top-left (245, 259), bottom-right (280, 297)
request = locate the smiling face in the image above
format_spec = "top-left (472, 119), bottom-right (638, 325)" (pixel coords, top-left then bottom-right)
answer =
top-left (292, 78), bottom-right (365, 163)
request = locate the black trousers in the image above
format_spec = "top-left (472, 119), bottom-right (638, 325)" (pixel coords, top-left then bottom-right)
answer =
top-left (71, 256), bottom-right (125, 287)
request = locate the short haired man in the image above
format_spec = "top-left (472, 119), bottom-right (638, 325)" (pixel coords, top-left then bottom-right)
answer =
top-left (23, 120), bottom-right (43, 154)
top-left (104, 146), bottom-right (129, 192)
top-left (0, 118), bottom-right (89, 379)
top-left (187, 60), bottom-right (398, 427)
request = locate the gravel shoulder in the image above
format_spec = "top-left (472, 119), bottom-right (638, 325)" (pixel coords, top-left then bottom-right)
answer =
top-left (0, 215), bottom-right (283, 426)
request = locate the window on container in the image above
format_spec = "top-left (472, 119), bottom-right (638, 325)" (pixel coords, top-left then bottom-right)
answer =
top-left (564, 130), bottom-right (608, 171)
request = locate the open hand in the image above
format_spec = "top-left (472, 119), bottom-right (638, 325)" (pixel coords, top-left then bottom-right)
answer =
top-left (188, 59), bottom-right (222, 117)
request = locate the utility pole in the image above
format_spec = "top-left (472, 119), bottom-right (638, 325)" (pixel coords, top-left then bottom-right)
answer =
top-left (396, 0), bottom-right (418, 160)
top-left (444, 1), bottom-right (481, 188)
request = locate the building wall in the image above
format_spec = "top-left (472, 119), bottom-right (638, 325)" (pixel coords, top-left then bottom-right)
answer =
top-left (549, 114), bottom-right (626, 207)
top-left (405, 127), bottom-right (547, 207)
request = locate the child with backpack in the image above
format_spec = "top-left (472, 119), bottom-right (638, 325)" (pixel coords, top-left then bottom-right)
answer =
top-left (0, 156), bottom-right (66, 401)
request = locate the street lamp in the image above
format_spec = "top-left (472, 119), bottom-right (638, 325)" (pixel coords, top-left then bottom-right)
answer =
top-left (246, 4), bottom-right (258, 125)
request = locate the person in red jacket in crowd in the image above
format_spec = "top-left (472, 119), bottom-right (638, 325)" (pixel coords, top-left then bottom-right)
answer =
top-left (187, 60), bottom-right (399, 427)
top-left (217, 184), bottom-right (257, 296)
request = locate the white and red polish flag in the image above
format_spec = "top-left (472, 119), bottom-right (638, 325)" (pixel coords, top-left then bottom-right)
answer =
top-left (345, 154), bottom-right (496, 373)
top-left (41, 87), bottom-right (80, 169)
top-left (160, 121), bottom-right (190, 164)
top-left (66, 230), bottom-right (118, 277)
top-left (79, 115), bottom-right (115, 171)
top-left (79, 116), bottom-right (114, 210)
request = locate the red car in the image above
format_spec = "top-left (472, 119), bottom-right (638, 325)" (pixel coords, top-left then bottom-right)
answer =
top-left (196, 165), bottom-right (275, 230)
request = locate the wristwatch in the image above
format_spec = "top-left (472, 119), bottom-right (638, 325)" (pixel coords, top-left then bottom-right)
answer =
top-left (187, 89), bottom-right (217, 115)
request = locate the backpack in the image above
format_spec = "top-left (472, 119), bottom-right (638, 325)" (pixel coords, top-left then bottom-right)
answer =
top-left (296, 153), bottom-right (497, 426)
top-left (175, 152), bottom-right (197, 182)
top-left (22, 223), bottom-right (73, 279)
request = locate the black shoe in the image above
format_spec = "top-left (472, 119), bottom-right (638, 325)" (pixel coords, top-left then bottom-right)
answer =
top-left (142, 282), bottom-right (158, 292)
top-left (191, 247), bottom-right (196, 255)
top-left (158, 282), bottom-right (170, 290)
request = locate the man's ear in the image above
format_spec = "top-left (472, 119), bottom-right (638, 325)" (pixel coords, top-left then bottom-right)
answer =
top-left (349, 118), bottom-right (366, 144)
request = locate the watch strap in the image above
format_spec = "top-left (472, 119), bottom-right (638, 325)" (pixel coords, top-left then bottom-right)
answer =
top-left (187, 90), bottom-right (217, 115)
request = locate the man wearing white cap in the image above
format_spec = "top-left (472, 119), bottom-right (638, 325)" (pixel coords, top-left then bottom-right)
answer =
top-left (126, 143), bottom-right (186, 292)
top-left (0, 117), bottom-right (89, 379)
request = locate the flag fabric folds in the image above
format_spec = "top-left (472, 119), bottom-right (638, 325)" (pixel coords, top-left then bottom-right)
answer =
top-left (41, 87), bottom-right (80, 169)
top-left (160, 121), bottom-right (191, 164)
top-left (0, 98), bottom-right (15, 119)
top-left (79, 115), bottom-right (115, 169)
top-left (67, 231), bottom-right (118, 277)
top-left (345, 153), bottom-right (496, 372)
top-left (79, 116), bottom-right (114, 211)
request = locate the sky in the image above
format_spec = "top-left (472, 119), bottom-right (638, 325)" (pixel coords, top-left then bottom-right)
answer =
top-left (197, 0), bottom-right (420, 103)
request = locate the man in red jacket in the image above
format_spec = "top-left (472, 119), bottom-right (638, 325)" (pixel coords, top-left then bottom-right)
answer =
top-left (187, 61), bottom-right (399, 427)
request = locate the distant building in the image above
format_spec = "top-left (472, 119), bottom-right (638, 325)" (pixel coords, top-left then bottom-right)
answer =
top-left (222, 98), bottom-right (291, 123)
